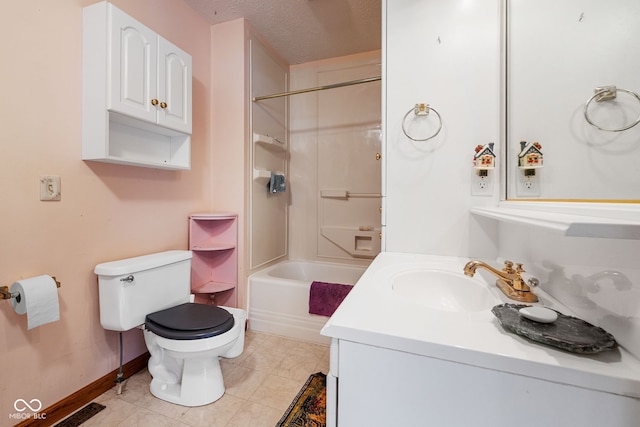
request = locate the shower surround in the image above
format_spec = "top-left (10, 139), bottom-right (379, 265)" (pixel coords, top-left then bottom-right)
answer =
top-left (288, 51), bottom-right (382, 265)
top-left (248, 50), bottom-right (381, 342)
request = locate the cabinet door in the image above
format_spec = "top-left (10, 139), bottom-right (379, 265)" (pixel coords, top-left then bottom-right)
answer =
top-left (108, 5), bottom-right (158, 123)
top-left (158, 38), bottom-right (192, 134)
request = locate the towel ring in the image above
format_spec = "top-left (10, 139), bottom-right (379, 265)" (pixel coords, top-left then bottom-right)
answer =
top-left (583, 86), bottom-right (640, 132)
top-left (401, 103), bottom-right (442, 141)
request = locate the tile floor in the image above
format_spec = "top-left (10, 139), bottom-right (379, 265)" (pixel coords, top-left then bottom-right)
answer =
top-left (72, 331), bottom-right (330, 427)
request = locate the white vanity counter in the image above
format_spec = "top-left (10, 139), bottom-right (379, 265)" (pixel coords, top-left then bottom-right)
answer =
top-left (321, 252), bottom-right (640, 399)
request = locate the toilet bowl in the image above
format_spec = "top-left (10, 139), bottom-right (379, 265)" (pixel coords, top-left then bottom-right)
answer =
top-left (144, 304), bottom-right (246, 406)
top-left (94, 250), bottom-right (246, 407)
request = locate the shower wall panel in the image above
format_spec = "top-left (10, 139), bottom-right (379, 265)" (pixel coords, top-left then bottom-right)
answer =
top-left (249, 38), bottom-right (289, 269)
top-left (289, 52), bottom-right (382, 264)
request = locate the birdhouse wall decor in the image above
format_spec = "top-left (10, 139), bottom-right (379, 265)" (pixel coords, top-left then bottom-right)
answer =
top-left (473, 142), bottom-right (496, 170)
top-left (517, 141), bottom-right (543, 170)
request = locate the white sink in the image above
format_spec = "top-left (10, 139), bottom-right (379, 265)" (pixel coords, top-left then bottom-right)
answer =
top-left (391, 268), bottom-right (497, 312)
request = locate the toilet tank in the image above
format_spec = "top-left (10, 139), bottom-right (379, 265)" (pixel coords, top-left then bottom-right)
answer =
top-left (95, 250), bottom-right (192, 331)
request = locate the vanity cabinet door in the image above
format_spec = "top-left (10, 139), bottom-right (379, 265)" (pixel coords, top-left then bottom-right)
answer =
top-left (108, 6), bottom-right (158, 123)
top-left (157, 38), bottom-right (192, 134)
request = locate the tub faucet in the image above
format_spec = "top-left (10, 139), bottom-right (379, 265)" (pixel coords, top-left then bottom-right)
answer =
top-left (464, 260), bottom-right (538, 303)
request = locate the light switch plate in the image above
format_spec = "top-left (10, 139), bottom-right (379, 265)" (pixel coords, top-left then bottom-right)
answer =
top-left (40, 175), bottom-right (61, 201)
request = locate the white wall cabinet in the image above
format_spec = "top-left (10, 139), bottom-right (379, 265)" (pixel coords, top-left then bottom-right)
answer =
top-left (83, 1), bottom-right (192, 170)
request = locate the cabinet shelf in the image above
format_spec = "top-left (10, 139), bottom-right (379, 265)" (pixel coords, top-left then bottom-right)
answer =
top-left (253, 169), bottom-right (271, 183)
top-left (189, 213), bottom-right (238, 307)
top-left (253, 132), bottom-right (286, 152)
top-left (253, 169), bottom-right (285, 183)
top-left (191, 280), bottom-right (236, 294)
top-left (471, 202), bottom-right (640, 239)
top-left (192, 244), bottom-right (236, 251)
top-left (190, 213), bottom-right (236, 221)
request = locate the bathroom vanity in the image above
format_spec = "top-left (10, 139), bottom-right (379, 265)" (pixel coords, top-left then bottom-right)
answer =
top-left (321, 252), bottom-right (640, 427)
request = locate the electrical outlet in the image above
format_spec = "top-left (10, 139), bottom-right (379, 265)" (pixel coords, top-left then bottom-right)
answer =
top-left (516, 169), bottom-right (540, 197)
top-left (471, 169), bottom-right (493, 196)
top-left (40, 175), bottom-right (61, 201)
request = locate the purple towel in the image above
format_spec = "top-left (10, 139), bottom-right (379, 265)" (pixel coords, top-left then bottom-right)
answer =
top-left (309, 281), bottom-right (354, 317)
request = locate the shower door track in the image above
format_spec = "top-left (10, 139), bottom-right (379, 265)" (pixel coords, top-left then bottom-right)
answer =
top-left (252, 76), bottom-right (381, 102)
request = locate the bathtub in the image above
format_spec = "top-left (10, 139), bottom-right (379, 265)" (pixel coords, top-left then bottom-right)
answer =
top-left (248, 260), bottom-right (367, 344)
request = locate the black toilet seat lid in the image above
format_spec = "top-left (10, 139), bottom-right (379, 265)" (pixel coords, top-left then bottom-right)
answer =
top-left (145, 303), bottom-right (234, 340)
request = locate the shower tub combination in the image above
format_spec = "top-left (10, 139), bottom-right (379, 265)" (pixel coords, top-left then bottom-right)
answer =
top-left (248, 260), bottom-right (366, 344)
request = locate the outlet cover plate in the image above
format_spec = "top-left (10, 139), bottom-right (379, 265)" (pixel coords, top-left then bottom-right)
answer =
top-left (516, 169), bottom-right (540, 197)
top-left (471, 169), bottom-right (494, 196)
top-left (40, 175), bottom-right (61, 201)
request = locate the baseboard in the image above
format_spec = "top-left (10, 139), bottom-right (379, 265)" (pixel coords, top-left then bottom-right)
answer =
top-left (14, 352), bottom-right (150, 427)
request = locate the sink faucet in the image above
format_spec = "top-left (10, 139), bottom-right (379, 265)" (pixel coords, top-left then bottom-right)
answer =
top-left (464, 260), bottom-right (538, 303)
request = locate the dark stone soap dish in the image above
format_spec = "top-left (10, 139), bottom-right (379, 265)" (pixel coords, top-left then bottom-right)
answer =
top-left (491, 303), bottom-right (617, 354)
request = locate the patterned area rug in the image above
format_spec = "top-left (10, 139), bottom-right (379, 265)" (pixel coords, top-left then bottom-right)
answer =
top-left (277, 372), bottom-right (326, 427)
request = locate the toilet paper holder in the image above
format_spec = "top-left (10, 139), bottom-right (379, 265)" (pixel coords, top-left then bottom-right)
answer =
top-left (0, 276), bottom-right (61, 301)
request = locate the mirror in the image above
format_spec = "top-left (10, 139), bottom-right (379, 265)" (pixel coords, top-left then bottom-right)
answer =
top-left (506, 0), bottom-right (640, 201)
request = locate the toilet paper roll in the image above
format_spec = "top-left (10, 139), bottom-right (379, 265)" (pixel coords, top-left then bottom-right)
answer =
top-left (10, 275), bottom-right (60, 330)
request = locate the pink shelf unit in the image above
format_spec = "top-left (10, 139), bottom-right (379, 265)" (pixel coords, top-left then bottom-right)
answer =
top-left (189, 213), bottom-right (238, 307)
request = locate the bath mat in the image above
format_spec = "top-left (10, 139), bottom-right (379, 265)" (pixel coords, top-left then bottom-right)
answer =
top-left (277, 372), bottom-right (326, 427)
top-left (54, 402), bottom-right (106, 427)
top-left (309, 281), bottom-right (353, 317)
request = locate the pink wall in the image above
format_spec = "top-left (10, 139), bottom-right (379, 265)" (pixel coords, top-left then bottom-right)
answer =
top-left (210, 19), bottom-right (250, 311)
top-left (0, 0), bottom-right (212, 418)
top-left (209, 19), bottom-right (286, 310)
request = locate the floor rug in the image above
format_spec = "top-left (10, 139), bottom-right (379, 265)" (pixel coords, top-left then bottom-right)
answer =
top-left (54, 402), bottom-right (106, 427)
top-left (277, 372), bottom-right (326, 427)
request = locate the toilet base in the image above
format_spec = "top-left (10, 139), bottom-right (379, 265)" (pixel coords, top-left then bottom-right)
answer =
top-left (143, 307), bottom-right (247, 407)
top-left (149, 356), bottom-right (225, 407)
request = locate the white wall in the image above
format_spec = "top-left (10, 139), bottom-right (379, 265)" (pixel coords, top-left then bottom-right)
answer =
top-left (383, 0), bottom-right (501, 257)
top-left (384, 0), bottom-right (640, 361)
top-left (497, 223), bottom-right (640, 359)
top-left (289, 52), bottom-right (382, 265)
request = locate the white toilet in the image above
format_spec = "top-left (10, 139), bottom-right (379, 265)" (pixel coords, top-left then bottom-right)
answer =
top-left (95, 250), bottom-right (246, 407)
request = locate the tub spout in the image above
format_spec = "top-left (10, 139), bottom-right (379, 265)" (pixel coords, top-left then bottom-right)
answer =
top-left (464, 260), bottom-right (538, 303)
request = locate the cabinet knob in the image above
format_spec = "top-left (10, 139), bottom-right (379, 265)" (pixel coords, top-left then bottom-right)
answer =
top-left (160, 102), bottom-right (168, 109)
top-left (151, 99), bottom-right (159, 106)
top-left (375, 152), bottom-right (382, 160)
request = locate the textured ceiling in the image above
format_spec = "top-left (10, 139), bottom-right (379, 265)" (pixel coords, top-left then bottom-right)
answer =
top-left (182, 0), bottom-right (381, 64)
